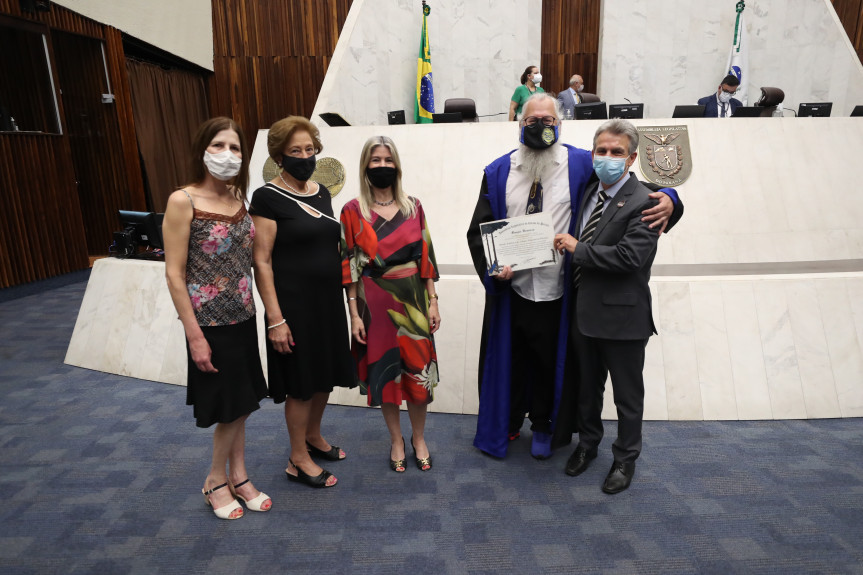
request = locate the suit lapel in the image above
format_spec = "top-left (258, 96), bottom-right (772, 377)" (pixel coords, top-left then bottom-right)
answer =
top-left (577, 180), bottom-right (599, 237)
top-left (590, 174), bottom-right (638, 242)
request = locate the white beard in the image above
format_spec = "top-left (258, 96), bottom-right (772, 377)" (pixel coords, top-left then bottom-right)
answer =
top-left (516, 142), bottom-right (561, 182)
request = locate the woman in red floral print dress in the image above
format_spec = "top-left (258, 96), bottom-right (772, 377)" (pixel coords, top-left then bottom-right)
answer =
top-left (341, 136), bottom-right (441, 473)
top-left (164, 117), bottom-right (270, 520)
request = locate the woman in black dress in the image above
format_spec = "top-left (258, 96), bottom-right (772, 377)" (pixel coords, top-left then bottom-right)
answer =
top-left (251, 116), bottom-right (356, 488)
top-left (163, 117), bottom-right (271, 519)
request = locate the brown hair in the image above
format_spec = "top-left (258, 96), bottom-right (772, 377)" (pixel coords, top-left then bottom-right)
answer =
top-left (267, 116), bottom-right (323, 163)
top-left (187, 116), bottom-right (250, 200)
top-left (520, 65), bottom-right (538, 85)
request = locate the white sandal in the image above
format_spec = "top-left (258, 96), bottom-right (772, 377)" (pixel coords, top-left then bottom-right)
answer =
top-left (202, 482), bottom-right (243, 519)
top-left (231, 478), bottom-right (272, 512)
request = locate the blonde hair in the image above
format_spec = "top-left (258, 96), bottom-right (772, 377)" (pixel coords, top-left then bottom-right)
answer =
top-left (267, 116), bottom-right (323, 162)
top-left (357, 136), bottom-right (416, 221)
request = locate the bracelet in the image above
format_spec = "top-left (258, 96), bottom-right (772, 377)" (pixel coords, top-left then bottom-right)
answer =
top-left (348, 297), bottom-right (356, 301)
top-left (429, 293), bottom-right (439, 300)
top-left (267, 319), bottom-right (286, 330)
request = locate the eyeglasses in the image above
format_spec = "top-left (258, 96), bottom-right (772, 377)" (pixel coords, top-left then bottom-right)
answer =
top-left (721, 88), bottom-right (738, 95)
top-left (523, 115), bottom-right (557, 127)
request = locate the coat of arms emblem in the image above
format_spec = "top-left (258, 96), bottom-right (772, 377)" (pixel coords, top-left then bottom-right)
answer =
top-left (637, 125), bottom-right (693, 186)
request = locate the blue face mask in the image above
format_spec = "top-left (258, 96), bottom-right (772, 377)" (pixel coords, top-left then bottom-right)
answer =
top-left (592, 155), bottom-right (628, 185)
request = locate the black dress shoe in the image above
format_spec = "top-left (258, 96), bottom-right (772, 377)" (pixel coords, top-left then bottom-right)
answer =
top-left (601, 461), bottom-right (635, 494)
top-left (564, 445), bottom-right (597, 476)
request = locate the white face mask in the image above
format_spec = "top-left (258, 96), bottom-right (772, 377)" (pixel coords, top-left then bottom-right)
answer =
top-left (532, 73), bottom-right (543, 85)
top-left (576, 84), bottom-right (584, 93)
top-left (718, 91), bottom-right (733, 104)
top-left (203, 150), bottom-right (242, 181)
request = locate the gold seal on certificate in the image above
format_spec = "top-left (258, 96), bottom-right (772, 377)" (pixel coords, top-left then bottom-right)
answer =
top-left (479, 212), bottom-right (558, 275)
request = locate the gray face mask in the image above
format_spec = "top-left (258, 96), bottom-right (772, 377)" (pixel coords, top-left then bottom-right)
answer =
top-left (719, 91), bottom-right (733, 104)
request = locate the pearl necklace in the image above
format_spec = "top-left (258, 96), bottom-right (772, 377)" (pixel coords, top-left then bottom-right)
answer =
top-left (374, 198), bottom-right (395, 206)
top-left (279, 172), bottom-right (314, 196)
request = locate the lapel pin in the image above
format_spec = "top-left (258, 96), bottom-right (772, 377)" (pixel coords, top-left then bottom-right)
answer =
top-left (617, 201), bottom-right (625, 208)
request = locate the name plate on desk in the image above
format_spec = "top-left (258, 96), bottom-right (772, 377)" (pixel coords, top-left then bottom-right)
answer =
top-left (479, 212), bottom-right (558, 275)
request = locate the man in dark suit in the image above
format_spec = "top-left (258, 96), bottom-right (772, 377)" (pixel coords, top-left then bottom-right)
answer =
top-left (697, 74), bottom-right (743, 117)
top-left (554, 119), bottom-right (678, 494)
top-left (556, 74), bottom-right (584, 119)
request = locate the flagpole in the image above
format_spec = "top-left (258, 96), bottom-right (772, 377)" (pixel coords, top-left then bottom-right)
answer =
top-left (725, 0), bottom-right (748, 105)
top-left (415, 1), bottom-right (435, 123)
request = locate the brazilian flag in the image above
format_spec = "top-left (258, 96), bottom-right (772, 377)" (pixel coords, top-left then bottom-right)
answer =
top-left (415, 4), bottom-right (434, 124)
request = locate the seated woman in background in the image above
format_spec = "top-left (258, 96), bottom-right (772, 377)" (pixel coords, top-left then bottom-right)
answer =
top-left (163, 116), bottom-right (271, 520)
top-left (341, 136), bottom-right (441, 473)
top-left (250, 116), bottom-right (356, 489)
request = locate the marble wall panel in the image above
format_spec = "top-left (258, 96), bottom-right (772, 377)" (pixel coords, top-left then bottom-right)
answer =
top-left (753, 281), bottom-right (808, 418)
top-left (816, 279), bottom-right (863, 417)
top-left (690, 282), bottom-right (738, 420)
top-left (430, 278), bottom-right (469, 414)
top-left (644, 283), bottom-right (670, 420)
top-left (65, 261), bottom-right (863, 420)
top-left (251, 118), bottom-right (863, 270)
top-left (461, 279), bottom-right (486, 415)
top-left (314, 0), bottom-right (540, 127)
top-left (786, 280), bottom-right (842, 417)
top-left (722, 281), bottom-right (773, 420)
top-left (656, 282), bottom-right (703, 419)
top-left (599, 0), bottom-right (863, 119)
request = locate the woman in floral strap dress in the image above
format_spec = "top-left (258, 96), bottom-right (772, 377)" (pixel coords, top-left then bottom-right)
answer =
top-left (341, 136), bottom-right (441, 473)
top-left (164, 117), bottom-right (270, 519)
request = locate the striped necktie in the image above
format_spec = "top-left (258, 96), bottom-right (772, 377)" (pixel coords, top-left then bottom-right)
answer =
top-left (573, 189), bottom-right (609, 288)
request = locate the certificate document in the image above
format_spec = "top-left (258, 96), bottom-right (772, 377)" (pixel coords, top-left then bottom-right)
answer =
top-left (479, 212), bottom-right (558, 275)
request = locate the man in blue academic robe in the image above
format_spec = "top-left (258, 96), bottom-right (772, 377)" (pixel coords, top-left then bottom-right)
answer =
top-left (466, 93), bottom-right (682, 459)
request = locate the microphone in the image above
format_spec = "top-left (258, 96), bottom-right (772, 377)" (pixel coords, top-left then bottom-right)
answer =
top-left (624, 98), bottom-right (632, 104)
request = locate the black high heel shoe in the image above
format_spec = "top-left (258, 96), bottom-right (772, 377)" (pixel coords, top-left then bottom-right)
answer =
top-left (411, 436), bottom-right (432, 471)
top-left (285, 459), bottom-right (336, 488)
top-left (390, 437), bottom-right (406, 473)
top-left (306, 441), bottom-right (346, 461)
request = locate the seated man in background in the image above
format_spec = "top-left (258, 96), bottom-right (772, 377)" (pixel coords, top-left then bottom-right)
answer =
top-left (698, 74), bottom-right (742, 117)
top-left (557, 75), bottom-right (585, 119)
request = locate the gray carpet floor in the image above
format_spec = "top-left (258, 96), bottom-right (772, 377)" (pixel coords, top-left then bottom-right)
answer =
top-left (0, 276), bottom-right (861, 574)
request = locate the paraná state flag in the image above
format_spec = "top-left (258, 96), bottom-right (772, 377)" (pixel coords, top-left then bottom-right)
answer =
top-left (725, 1), bottom-right (749, 105)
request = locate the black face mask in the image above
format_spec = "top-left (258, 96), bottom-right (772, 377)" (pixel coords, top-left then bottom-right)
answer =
top-left (366, 167), bottom-right (397, 189)
top-left (520, 123), bottom-right (559, 150)
top-left (281, 154), bottom-right (316, 181)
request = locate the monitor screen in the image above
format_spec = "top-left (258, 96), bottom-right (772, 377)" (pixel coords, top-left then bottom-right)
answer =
top-left (851, 105), bottom-right (863, 117)
top-left (731, 106), bottom-right (763, 117)
top-left (573, 102), bottom-right (608, 120)
top-left (117, 210), bottom-right (163, 257)
top-left (672, 105), bottom-right (705, 118)
top-left (387, 110), bottom-right (406, 125)
top-left (608, 103), bottom-right (644, 119)
top-left (432, 112), bottom-right (462, 123)
top-left (319, 112), bottom-right (351, 127)
top-left (798, 103), bottom-right (832, 117)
